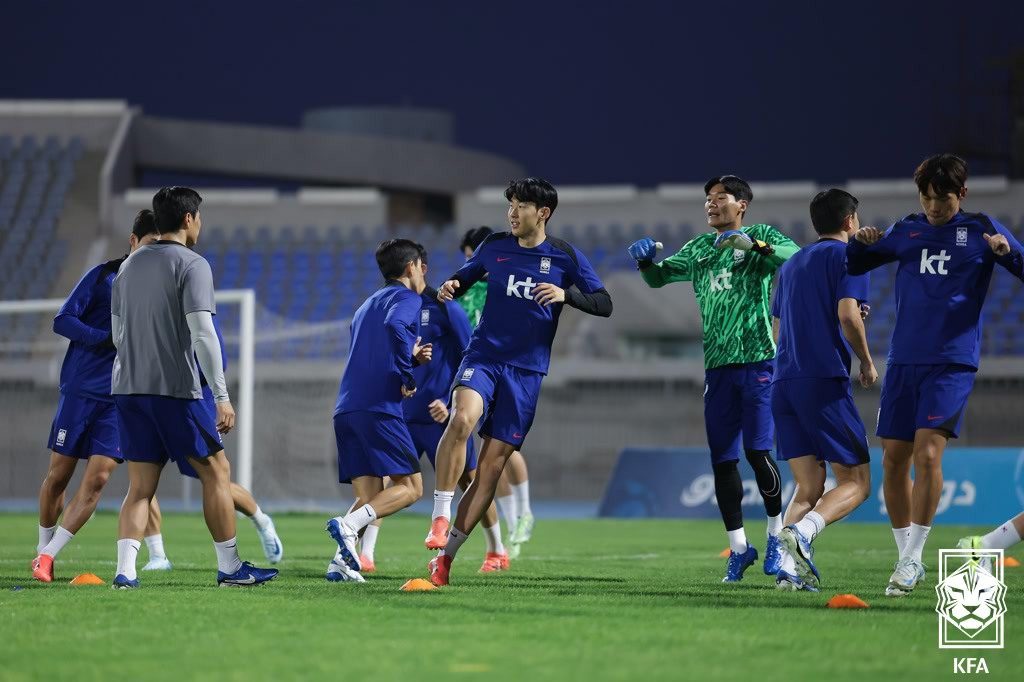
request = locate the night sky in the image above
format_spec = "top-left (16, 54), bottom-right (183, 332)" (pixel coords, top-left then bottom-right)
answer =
top-left (4, 0), bottom-right (1022, 185)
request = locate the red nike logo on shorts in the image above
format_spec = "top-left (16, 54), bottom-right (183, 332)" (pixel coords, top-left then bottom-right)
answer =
top-left (513, 433), bottom-right (523, 439)
top-left (497, 257), bottom-right (511, 262)
top-left (757, 376), bottom-right (771, 383)
top-left (909, 232), bottom-right (922, 237)
top-left (927, 414), bottom-right (944, 421)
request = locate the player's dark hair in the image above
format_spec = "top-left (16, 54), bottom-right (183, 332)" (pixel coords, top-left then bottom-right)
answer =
top-left (131, 209), bottom-right (159, 240)
top-left (504, 178), bottom-right (558, 219)
top-left (704, 175), bottom-right (753, 203)
top-left (376, 238), bottom-right (423, 281)
top-left (460, 226), bottom-right (493, 252)
top-left (809, 189), bottom-right (859, 235)
top-left (914, 153), bottom-right (968, 197)
top-left (152, 186), bottom-right (202, 233)
top-left (416, 242), bottom-right (429, 265)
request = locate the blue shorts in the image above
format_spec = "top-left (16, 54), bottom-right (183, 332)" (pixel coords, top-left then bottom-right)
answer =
top-left (772, 377), bottom-right (870, 466)
top-left (877, 364), bottom-right (976, 441)
top-left (334, 410), bottom-right (421, 484)
top-left (47, 394), bottom-right (122, 461)
top-left (177, 387), bottom-right (218, 480)
top-left (703, 360), bottom-right (775, 464)
top-left (454, 352), bottom-right (544, 448)
top-left (407, 420), bottom-right (478, 470)
top-left (114, 394), bottom-right (223, 475)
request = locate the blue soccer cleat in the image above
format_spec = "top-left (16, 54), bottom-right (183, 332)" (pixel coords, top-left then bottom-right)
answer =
top-left (326, 517), bottom-right (361, 572)
top-left (326, 552), bottom-right (366, 583)
top-left (764, 534), bottom-right (783, 576)
top-left (779, 525), bottom-right (820, 589)
top-left (111, 574), bottom-right (139, 590)
top-left (775, 569), bottom-right (819, 593)
top-left (722, 544), bottom-right (758, 583)
top-left (217, 561), bottom-right (279, 587)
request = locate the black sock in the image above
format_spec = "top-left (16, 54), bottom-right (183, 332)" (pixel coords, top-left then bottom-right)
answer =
top-left (745, 449), bottom-right (782, 518)
top-left (712, 460), bottom-right (744, 531)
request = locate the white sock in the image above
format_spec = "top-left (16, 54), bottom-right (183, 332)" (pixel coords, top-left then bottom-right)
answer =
top-left (512, 481), bottom-right (532, 517)
top-left (144, 534), bottom-right (167, 560)
top-left (727, 528), bottom-right (748, 554)
top-left (441, 527), bottom-right (469, 559)
top-left (361, 524), bottom-right (380, 560)
top-left (767, 513), bottom-right (783, 537)
top-left (250, 506), bottom-right (272, 530)
top-left (343, 504), bottom-right (377, 533)
top-left (116, 538), bottom-right (141, 580)
top-left (892, 526), bottom-right (911, 557)
top-left (981, 521), bottom-right (1022, 550)
top-left (41, 526), bottom-right (75, 558)
top-left (483, 523), bottom-right (505, 555)
top-left (904, 523), bottom-right (931, 563)
top-left (38, 524), bottom-right (56, 553)
top-left (496, 494), bottom-right (518, 532)
top-left (432, 490), bottom-right (455, 521)
top-left (794, 511), bottom-right (825, 543)
top-left (213, 537), bottom-right (243, 574)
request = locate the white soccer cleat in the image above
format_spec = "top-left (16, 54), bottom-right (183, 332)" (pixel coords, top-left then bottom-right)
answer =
top-left (956, 536), bottom-right (993, 574)
top-left (326, 517), bottom-right (361, 572)
top-left (256, 518), bottom-right (283, 564)
top-left (326, 553), bottom-right (365, 583)
top-left (885, 557), bottom-right (925, 596)
top-left (510, 513), bottom-right (535, 544)
top-left (141, 557), bottom-right (173, 571)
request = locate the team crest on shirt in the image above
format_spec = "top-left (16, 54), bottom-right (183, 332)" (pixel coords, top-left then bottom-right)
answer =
top-left (420, 309), bottom-right (430, 324)
top-left (956, 227), bottom-right (968, 246)
top-left (462, 368), bottom-right (475, 380)
top-left (56, 429), bottom-right (67, 446)
top-left (540, 257), bottom-right (552, 274)
top-left (733, 249), bottom-right (746, 263)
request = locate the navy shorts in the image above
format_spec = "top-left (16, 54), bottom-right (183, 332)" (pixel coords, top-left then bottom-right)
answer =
top-left (114, 394), bottom-right (223, 475)
top-left (334, 410), bottom-right (421, 484)
top-left (772, 377), bottom-right (870, 466)
top-left (703, 360), bottom-right (775, 464)
top-left (47, 394), bottom-right (122, 461)
top-left (454, 352), bottom-right (544, 448)
top-left (877, 364), bottom-right (976, 441)
top-left (177, 387), bottom-right (218, 480)
top-left (407, 420), bottom-right (478, 470)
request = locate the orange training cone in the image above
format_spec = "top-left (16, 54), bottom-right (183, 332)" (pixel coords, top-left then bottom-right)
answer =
top-left (401, 578), bottom-right (437, 592)
top-left (718, 548), bottom-right (731, 558)
top-left (827, 594), bottom-right (869, 609)
top-left (70, 573), bottom-right (105, 586)
top-left (1001, 557), bottom-right (1021, 567)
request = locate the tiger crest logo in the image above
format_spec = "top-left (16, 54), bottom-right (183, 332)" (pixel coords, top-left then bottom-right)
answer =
top-left (935, 549), bottom-right (1007, 649)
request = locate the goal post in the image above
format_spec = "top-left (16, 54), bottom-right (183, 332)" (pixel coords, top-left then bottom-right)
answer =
top-left (0, 288), bottom-right (256, 491)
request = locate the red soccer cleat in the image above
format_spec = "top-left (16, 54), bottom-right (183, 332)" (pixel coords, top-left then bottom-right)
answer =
top-left (479, 552), bottom-right (510, 573)
top-left (424, 517), bottom-right (449, 550)
top-left (359, 555), bottom-right (376, 573)
top-left (428, 554), bottom-right (453, 587)
top-left (31, 554), bottom-right (54, 583)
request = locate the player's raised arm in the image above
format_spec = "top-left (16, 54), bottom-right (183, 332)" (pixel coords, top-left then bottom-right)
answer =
top-left (563, 245), bottom-right (612, 317)
top-left (846, 224), bottom-right (897, 275)
top-left (53, 266), bottom-right (112, 347)
top-left (752, 225), bottom-right (799, 268)
top-left (440, 237), bottom-right (491, 302)
top-left (628, 237), bottom-right (693, 288)
top-left (984, 219), bottom-right (1024, 281)
top-left (385, 292), bottom-right (421, 395)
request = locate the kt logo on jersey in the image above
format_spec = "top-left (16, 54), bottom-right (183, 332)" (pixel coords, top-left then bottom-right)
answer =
top-left (920, 249), bottom-right (951, 275)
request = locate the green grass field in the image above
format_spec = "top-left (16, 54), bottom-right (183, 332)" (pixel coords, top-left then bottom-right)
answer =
top-left (1, 512), bottom-right (1020, 681)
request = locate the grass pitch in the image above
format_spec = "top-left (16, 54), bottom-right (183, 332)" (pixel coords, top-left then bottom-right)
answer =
top-left (1, 512), bottom-right (1020, 681)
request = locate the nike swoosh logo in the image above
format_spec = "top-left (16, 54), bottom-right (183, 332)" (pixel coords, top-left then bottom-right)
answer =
top-left (697, 256), bottom-right (712, 263)
top-left (909, 232), bottom-right (922, 238)
top-left (225, 575), bottom-right (256, 584)
top-left (513, 433), bottom-right (523, 439)
top-left (497, 257), bottom-right (511, 262)
top-left (927, 415), bottom-right (944, 421)
top-left (757, 376), bottom-right (771, 383)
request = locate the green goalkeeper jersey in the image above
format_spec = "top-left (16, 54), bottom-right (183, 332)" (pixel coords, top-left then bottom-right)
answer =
top-left (456, 280), bottom-right (488, 328)
top-left (640, 224), bottom-right (799, 370)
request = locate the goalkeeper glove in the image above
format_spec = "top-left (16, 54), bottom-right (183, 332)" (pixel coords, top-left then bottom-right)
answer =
top-left (627, 238), bottom-right (658, 268)
top-left (713, 229), bottom-right (775, 256)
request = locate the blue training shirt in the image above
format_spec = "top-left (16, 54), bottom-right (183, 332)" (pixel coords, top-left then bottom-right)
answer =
top-left (772, 239), bottom-right (869, 380)
top-left (335, 282), bottom-right (422, 418)
top-left (403, 287), bottom-right (472, 424)
top-left (449, 232), bottom-right (606, 374)
top-left (53, 258), bottom-right (124, 402)
top-left (846, 211), bottom-right (1024, 369)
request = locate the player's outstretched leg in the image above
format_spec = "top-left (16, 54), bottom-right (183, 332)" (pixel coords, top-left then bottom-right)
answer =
top-left (774, 457), bottom-right (826, 591)
top-left (230, 482), bottom-right (283, 564)
top-left (427, 387), bottom-right (483, 549)
top-left (430, 438), bottom-right (515, 586)
top-left (504, 450), bottom-right (534, 558)
top-left (457, 467), bottom-right (509, 572)
top-left (958, 511), bottom-right (1024, 574)
top-left (36, 452), bottom-right (77, 554)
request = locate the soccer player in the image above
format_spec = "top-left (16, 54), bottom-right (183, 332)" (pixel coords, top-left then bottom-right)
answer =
top-left (428, 177), bottom-right (612, 586)
top-left (627, 175), bottom-right (799, 582)
top-left (363, 245), bottom-right (508, 574)
top-left (847, 154), bottom-right (1024, 596)
top-left (110, 187), bottom-right (277, 588)
top-left (770, 189), bottom-right (875, 591)
top-left (959, 511), bottom-right (1024, 570)
top-left (325, 239), bottom-right (432, 583)
top-left (429, 227), bottom-right (535, 559)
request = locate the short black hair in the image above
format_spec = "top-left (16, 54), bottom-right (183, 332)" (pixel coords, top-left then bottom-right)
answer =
top-left (460, 226), bottom-right (493, 252)
top-left (152, 186), bottom-right (202, 233)
top-left (376, 238), bottom-right (422, 281)
top-left (914, 154), bottom-right (968, 196)
top-left (704, 175), bottom-right (753, 203)
top-left (416, 242), bottom-right (429, 265)
top-left (809, 189), bottom-right (859, 235)
top-left (132, 209), bottom-right (159, 240)
top-left (504, 178), bottom-right (558, 219)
